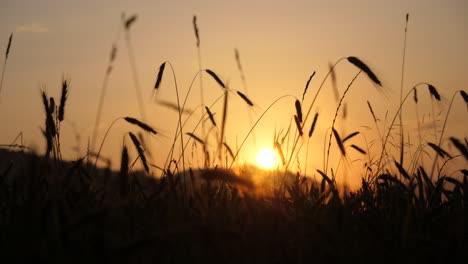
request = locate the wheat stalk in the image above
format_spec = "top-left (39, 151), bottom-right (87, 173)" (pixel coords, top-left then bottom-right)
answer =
top-left (235, 48), bottom-right (256, 146)
top-left (205, 106), bottom-right (217, 127)
top-left (154, 62), bottom-right (166, 90)
top-left (128, 132), bottom-right (149, 173)
top-left (236, 91), bottom-right (254, 106)
top-left (0, 33), bottom-right (13, 101)
top-left (449, 137), bottom-right (468, 160)
top-left (302, 71), bottom-right (315, 102)
top-left (347, 57), bottom-right (382, 86)
top-left (295, 99), bottom-right (302, 124)
top-left (398, 13), bottom-right (410, 169)
top-left (206, 69), bottom-right (225, 89)
top-left (308, 113), bottom-right (319, 138)
top-left (119, 145), bottom-right (129, 199)
top-left (124, 117), bottom-right (157, 135)
top-left (58, 78), bottom-right (69, 122)
top-left (429, 89), bottom-right (465, 176)
top-left (325, 71), bottom-right (361, 173)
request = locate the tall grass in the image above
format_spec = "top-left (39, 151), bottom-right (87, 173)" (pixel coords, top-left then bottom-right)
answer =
top-left (0, 14), bottom-right (467, 263)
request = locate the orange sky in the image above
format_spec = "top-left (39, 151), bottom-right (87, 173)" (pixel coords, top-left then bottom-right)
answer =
top-left (0, 0), bottom-right (466, 184)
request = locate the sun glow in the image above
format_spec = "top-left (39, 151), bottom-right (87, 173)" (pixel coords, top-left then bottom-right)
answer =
top-left (256, 147), bottom-right (278, 169)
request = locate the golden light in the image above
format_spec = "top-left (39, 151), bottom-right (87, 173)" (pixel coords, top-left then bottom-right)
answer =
top-left (256, 147), bottom-right (278, 169)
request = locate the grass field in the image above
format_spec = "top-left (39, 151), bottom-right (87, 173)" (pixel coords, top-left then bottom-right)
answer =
top-left (0, 13), bottom-right (467, 263)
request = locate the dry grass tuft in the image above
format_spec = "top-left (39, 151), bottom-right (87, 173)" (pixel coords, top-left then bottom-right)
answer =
top-left (205, 69), bottom-right (225, 89)
top-left (347, 56), bottom-right (382, 86)
top-left (124, 117), bottom-right (157, 135)
top-left (154, 62), bottom-right (166, 90)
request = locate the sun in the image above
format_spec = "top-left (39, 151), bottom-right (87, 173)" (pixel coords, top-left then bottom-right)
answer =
top-left (256, 147), bottom-right (278, 169)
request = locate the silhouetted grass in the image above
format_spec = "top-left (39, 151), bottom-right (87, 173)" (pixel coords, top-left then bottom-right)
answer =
top-left (0, 14), bottom-right (467, 264)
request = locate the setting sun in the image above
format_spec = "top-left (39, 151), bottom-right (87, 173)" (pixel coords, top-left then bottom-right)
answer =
top-left (256, 147), bottom-right (278, 169)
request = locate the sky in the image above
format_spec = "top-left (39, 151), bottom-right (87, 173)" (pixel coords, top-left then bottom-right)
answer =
top-left (0, 0), bottom-right (466, 185)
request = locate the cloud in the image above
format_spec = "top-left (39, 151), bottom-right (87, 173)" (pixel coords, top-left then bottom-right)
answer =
top-left (16, 23), bottom-right (49, 33)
